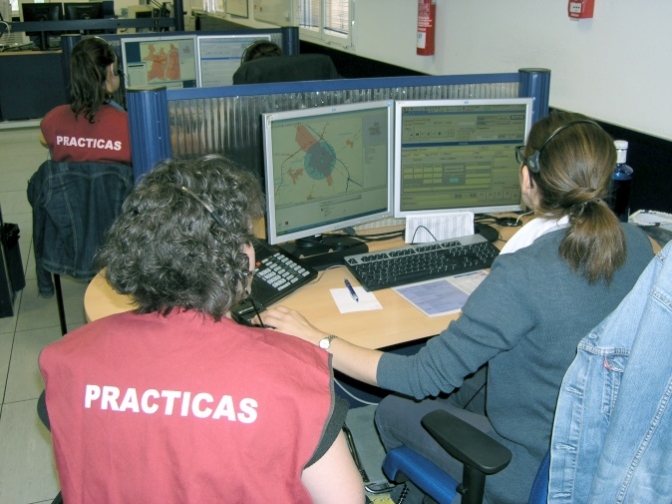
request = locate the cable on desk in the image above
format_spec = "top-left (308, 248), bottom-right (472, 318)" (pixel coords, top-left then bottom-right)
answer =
top-left (355, 229), bottom-right (405, 242)
top-left (408, 225), bottom-right (439, 244)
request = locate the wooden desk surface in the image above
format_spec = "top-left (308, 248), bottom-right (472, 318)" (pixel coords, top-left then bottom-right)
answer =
top-left (84, 222), bottom-right (522, 350)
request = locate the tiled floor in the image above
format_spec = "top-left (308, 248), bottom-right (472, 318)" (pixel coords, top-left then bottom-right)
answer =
top-left (0, 125), bottom-right (89, 504)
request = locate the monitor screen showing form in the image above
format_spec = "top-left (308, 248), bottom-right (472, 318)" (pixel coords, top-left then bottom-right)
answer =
top-left (394, 98), bottom-right (533, 217)
top-left (197, 35), bottom-right (271, 87)
top-left (263, 101), bottom-right (395, 245)
top-left (121, 35), bottom-right (198, 89)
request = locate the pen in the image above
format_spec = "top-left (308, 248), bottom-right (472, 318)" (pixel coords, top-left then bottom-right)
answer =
top-left (344, 279), bottom-right (359, 302)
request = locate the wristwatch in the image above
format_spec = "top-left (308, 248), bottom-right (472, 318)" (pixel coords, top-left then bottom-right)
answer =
top-left (319, 334), bottom-right (338, 350)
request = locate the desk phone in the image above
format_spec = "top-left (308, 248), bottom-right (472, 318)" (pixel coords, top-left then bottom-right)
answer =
top-left (231, 240), bottom-right (318, 324)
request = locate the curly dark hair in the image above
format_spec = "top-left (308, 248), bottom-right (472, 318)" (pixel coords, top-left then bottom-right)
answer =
top-left (98, 156), bottom-right (265, 321)
top-left (69, 37), bottom-right (118, 123)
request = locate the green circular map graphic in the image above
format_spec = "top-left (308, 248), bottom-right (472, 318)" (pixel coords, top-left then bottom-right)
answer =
top-left (305, 141), bottom-right (337, 180)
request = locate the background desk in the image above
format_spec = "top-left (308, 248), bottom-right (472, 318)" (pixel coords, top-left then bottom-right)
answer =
top-left (84, 223), bottom-right (522, 349)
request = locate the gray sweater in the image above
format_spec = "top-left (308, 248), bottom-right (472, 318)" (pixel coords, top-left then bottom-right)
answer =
top-left (377, 224), bottom-right (654, 504)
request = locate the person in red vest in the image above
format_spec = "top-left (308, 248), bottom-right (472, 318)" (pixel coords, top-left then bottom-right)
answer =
top-left (38, 156), bottom-right (364, 504)
top-left (40, 37), bottom-right (131, 165)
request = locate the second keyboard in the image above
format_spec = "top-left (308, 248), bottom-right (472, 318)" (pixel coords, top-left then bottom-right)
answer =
top-left (344, 234), bottom-right (499, 291)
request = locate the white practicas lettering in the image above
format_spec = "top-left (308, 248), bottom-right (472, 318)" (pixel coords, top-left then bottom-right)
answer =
top-left (54, 136), bottom-right (123, 152)
top-left (83, 384), bottom-right (258, 422)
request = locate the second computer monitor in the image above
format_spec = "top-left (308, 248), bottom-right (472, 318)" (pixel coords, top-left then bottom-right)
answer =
top-left (263, 101), bottom-right (395, 245)
top-left (394, 98), bottom-right (534, 218)
top-left (121, 35), bottom-right (198, 89)
top-left (197, 35), bottom-right (272, 87)
top-left (21, 3), bottom-right (63, 50)
top-left (63, 2), bottom-right (105, 34)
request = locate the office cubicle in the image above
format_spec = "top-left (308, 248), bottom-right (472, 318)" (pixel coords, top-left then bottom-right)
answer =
top-left (126, 69), bottom-right (551, 182)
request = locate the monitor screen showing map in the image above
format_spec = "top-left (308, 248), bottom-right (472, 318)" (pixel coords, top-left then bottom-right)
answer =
top-left (263, 101), bottom-right (395, 245)
top-left (121, 35), bottom-right (198, 89)
top-left (394, 98), bottom-right (533, 217)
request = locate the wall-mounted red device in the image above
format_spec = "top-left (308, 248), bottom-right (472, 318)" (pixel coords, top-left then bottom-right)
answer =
top-left (417, 0), bottom-right (436, 56)
top-left (568, 0), bottom-right (595, 19)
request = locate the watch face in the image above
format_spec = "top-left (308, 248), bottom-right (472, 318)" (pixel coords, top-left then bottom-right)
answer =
top-left (319, 335), bottom-right (335, 349)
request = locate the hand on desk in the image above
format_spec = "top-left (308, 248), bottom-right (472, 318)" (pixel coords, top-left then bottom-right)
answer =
top-left (263, 306), bottom-right (328, 347)
top-left (264, 306), bottom-right (383, 387)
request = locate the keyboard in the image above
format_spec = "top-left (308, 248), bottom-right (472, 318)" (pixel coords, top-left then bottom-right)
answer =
top-left (231, 240), bottom-right (318, 324)
top-left (344, 234), bottom-right (499, 291)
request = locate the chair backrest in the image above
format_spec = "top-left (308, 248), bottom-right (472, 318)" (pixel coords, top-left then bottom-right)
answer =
top-left (232, 53), bottom-right (340, 84)
top-left (528, 452), bottom-right (549, 503)
top-left (28, 160), bottom-right (133, 284)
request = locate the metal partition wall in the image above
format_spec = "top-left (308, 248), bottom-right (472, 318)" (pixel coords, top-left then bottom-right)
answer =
top-left (127, 69), bottom-right (551, 181)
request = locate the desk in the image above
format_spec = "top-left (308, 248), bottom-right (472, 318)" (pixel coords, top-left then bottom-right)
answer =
top-left (84, 222), bottom-right (522, 349)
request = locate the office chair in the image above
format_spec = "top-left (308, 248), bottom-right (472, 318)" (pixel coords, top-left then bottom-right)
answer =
top-left (382, 241), bottom-right (672, 504)
top-left (27, 160), bottom-right (133, 335)
top-left (382, 409), bottom-right (549, 504)
top-left (232, 53), bottom-right (340, 84)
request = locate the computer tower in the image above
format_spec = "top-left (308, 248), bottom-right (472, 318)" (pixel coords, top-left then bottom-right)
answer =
top-left (0, 205), bottom-right (26, 318)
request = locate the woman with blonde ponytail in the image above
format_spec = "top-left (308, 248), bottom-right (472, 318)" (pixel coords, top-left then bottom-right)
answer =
top-left (263, 110), bottom-right (656, 503)
top-left (40, 37), bottom-right (131, 165)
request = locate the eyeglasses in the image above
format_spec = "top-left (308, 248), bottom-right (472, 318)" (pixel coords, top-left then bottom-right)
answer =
top-left (514, 145), bottom-right (527, 166)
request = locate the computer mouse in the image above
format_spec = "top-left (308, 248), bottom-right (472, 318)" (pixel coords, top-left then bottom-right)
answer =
top-left (474, 223), bottom-right (499, 243)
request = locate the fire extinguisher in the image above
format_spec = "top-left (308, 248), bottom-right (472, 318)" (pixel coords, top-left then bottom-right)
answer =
top-left (417, 0), bottom-right (436, 56)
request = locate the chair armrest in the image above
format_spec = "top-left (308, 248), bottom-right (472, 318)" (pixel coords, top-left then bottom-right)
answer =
top-left (422, 410), bottom-right (512, 475)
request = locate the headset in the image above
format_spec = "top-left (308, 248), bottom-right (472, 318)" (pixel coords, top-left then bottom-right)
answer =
top-left (526, 119), bottom-right (603, 173)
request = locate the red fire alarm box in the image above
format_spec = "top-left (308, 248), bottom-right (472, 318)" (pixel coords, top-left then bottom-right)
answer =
top-left (417, 0), bottom-right (436, 56)
top-left (568, 0), bottom-right (595, 19)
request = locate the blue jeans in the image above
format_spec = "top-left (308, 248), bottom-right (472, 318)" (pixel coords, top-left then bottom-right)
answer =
top-left (549, 240), bottom-right (672, 503)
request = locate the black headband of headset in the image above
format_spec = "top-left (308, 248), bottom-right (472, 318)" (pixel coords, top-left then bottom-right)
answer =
top-left (526, 119), bottom-right (603, 173)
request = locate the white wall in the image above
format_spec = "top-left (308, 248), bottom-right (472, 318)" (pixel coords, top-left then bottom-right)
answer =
top-left (350, 0), bottom-right (672, 141)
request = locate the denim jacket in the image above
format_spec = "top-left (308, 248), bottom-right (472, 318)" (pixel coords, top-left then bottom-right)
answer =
top-left (548, 240), bottom-right (672, 503)
top-left (28, 160), bottom-right (133, 296)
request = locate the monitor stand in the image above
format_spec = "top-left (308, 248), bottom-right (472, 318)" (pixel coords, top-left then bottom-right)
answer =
top-left (283, 235), bottom-right (369, 270)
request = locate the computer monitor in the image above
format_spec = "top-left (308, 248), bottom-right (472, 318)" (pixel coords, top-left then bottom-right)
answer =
top-left (263, 101), bottom-right (395, 262)
top-left (124, 4), bottom-right (155, 33)
top-left (197, 34), bottom-right (271, 88)
top-left (63, 2), bottom-right (105, 34)
top-left (394, 98), bottom-right (534, 218)
top-left (121, 35), bottom-right (198, 89)
top-left (21, 2), bottom-right (63, 50)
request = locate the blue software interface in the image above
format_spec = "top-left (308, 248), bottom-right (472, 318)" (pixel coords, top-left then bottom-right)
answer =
top-left (197, 35), bottom-right (271, 87)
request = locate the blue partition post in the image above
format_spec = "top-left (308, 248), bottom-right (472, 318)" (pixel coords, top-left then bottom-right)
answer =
top-left (281, 26), bottom-right (300, 55)
top-left (127, 86), bottom-right (172, 181)
top-left (519, 68), bottom-right (551, 125)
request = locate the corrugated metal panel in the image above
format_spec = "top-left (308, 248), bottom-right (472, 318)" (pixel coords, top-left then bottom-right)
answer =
top-left (167, 81), bottom-right (519, 180)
